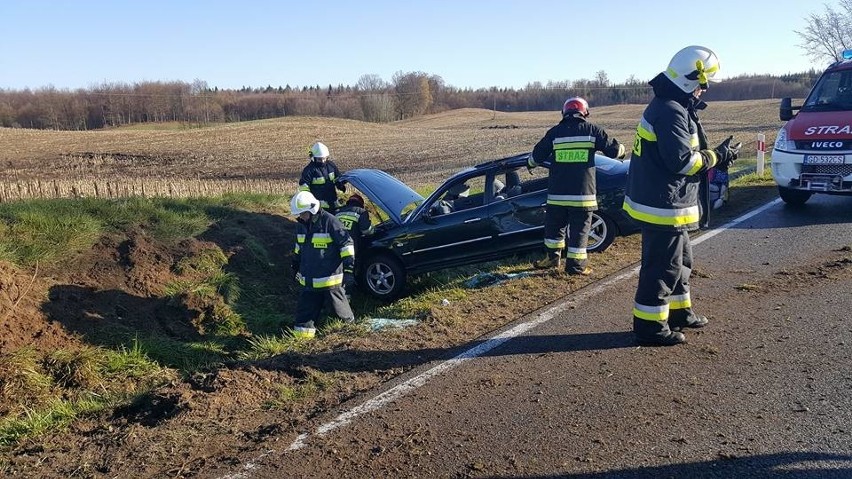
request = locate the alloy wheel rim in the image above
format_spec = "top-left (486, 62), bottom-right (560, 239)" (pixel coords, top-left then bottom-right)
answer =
top-left (367, 263), bottom-right (395, 295)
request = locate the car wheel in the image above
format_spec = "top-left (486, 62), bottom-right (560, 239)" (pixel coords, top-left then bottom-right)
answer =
top-left (587, 212), bottom-right (616, 253)
top-left (778, 186), bottom-right (812, 206)
top-left (359, 253), bottom-right (406, 301)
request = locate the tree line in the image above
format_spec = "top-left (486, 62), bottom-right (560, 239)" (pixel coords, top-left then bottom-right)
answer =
top-left (0, 70), bottom-right (821, 131)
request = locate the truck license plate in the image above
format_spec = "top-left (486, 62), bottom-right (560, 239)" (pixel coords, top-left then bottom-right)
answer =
top-left (804, 154), bottom-right (845, 165)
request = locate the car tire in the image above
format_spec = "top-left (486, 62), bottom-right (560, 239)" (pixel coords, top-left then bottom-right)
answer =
top-left (778, 186), bottom-right (812, 206)
top-left (587, 212), bottom-right (616, 253)
top-left (359, 253), bottom-right (406, 301)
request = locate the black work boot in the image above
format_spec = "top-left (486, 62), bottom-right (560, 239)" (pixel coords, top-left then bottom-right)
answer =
top-left (669, 313), bottom-right (709, 332)
top-left (636, 330), bottom-right (686, 346)
top-left (634, 317), bottom-right (687, 346)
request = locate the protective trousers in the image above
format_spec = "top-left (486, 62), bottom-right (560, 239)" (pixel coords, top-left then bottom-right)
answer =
top-left (632, 228), bottom-right (699, 338)
top-left (543, 204), bottom-right (592, 273)
top-left (294, 286), bottom-right (354, 335)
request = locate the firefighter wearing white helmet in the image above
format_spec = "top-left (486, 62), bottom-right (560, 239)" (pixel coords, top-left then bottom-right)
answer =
top-left (527, 96), bottom-right (626, 275)
top-left (289, 190), bottom-right (356, 339)
top-left (299, 142), bottom-right (346, 213)
top-left (623, 45), bottom-right (741, 346)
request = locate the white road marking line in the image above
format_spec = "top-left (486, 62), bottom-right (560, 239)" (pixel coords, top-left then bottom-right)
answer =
top-left (219, 197), bottom-right (781, 478)
top-left (692, 197), bottom-right (782, 246)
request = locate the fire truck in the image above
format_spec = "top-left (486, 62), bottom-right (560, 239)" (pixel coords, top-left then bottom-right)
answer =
top-left (772, 50), bottom-right (852, 205)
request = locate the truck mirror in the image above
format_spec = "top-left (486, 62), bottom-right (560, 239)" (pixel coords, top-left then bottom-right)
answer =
top-left (780, 97), bottom-right (794, 121)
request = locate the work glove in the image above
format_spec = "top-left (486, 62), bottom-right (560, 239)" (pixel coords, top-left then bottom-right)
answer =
top-left (616, 143), bottom-right (627, 160)
top-left (343, 269), bottom-right (355, 289)
top-left (526, 156), bottom-right (537, 174)
top-left (713, 135), bottom-right (741, 170)
top-left (336, 181), bottom-right (347, 193)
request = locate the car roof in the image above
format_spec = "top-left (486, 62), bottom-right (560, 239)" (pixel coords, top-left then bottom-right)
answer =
top-left (829, 59), bottom-right (852, 71)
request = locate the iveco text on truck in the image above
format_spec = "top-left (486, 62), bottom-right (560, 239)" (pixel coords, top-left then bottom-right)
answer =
top-left (772, 50), bottom-right (852, 205)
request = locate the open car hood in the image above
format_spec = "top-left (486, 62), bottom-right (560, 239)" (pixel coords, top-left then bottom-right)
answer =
top-left (339, 168), bottom-right (424, 224)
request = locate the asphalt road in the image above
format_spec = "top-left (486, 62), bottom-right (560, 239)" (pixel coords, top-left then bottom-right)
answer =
top-left (223, 194), bottom-right (852, 479)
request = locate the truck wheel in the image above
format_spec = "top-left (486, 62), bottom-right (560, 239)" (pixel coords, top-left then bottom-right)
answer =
top-left (587, 212), bottom-right (616, 253)
top-left (359, 253), bottom-right (406, 301)
top-left (778, 186), bottom-right (812, 206)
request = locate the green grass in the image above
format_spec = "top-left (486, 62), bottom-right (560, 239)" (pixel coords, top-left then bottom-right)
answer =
top-left (0, 194), bottom-right (289, 268)
top-left (0, 342), bottom-right (172, 448)
top-left (265, 370), bottom-right (341, 409)
top-left (731, 168), bottom-right (776, 186)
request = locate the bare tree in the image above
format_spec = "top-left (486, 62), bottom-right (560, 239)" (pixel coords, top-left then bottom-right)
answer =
top-left (356, 74), bottom-right (388, 92)
top-left (795, 0), bottom-right (852, 64)
top-left (392, 71), bottom-right (432, 119)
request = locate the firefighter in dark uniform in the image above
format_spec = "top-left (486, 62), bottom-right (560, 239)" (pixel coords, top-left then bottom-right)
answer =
top-left (289, 190), bottom-right (356, 339)
top-left (528, 97), bottom-right (626, 275)
top-left (299, 142), bottom-right (346, 213)
top-left (623, 45), bottom-right (740, 346)
top-left (334, 193), bottom-right (374, 256)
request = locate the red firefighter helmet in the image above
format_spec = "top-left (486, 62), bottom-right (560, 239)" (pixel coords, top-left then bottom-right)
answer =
top-left (562, 97), bottom-right (590, 118)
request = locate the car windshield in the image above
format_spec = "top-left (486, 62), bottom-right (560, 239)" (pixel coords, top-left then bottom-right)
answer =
top-left (399, 199), bottom-right (425, 222)
top-left (803, 70), bottom-right (852, 111)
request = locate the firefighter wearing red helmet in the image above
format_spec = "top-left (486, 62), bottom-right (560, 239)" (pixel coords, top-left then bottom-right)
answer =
top-left (623, 45), bottom-right (740, 346)
top-left (299, 142), bottom-right (347, 213)
top-left (334, 193), bottom-right (374, 257)
top-left (528, 96), bottom-right (626, 275)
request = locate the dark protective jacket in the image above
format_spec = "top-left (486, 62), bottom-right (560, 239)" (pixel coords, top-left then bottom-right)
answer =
top-left (622, 73), bottom-right (717, 231)
top-left (530, 115), bottom-right (624, 211)
top-left (334, 205), bottom-right (374, 247)
top-left (299, 159), bottom-right (343, 210)
top-left (293, 209), bottom-right (355, 290)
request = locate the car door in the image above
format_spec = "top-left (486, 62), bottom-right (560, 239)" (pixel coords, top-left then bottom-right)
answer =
top-left (489, 166), bottom-right (548, 253)
top-left (397, 174), bottom-right (495, 270)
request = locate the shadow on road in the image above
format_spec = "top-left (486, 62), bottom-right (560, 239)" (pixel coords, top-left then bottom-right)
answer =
top-left (481, 451), bottom-right (852, 478)
top-left (255, 331), bottom-right (636, 376)
top-left (482, 331), bottom-right (636, 357)
top-left (721, 189), bottom-right (852, 231)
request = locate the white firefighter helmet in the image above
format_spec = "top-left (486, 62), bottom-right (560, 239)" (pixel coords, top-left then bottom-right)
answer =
top-left (664, 45), bottom-right (720, 93)
top-left (290, 191), bottom-right (320, 215)
top-left (309, 142), bottom-right (330, 160)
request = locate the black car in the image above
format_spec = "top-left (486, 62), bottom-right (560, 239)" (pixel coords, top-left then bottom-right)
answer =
top-left (339, 152), bottom-right (637, 300)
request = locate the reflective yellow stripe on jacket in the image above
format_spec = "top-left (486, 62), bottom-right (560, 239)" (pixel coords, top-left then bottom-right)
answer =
top-left (623, 197), bottom-right (699, 228)
top-left (312, 272), bottom-right (343, 288)
top-left (294, 233), bottom-right (305, 254)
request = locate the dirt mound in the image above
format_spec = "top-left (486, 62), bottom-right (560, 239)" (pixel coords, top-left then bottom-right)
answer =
top-left (0, 261), bottom-right (77, 354)
top-left (34, 232), bottom-right (230, 351)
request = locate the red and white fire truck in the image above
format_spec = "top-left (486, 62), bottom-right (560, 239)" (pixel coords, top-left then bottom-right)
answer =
top-left (772, 50), bottom-right (852, 205)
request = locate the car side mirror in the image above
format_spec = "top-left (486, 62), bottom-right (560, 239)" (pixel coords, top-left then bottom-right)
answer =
top-left (422, 208), bottom-right (436, 224)
top-left (780, 97), bottom-right (799, 121)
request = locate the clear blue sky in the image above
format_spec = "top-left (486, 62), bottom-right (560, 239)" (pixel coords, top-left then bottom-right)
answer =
top-left (0, 0), bottom-right (835, 91)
